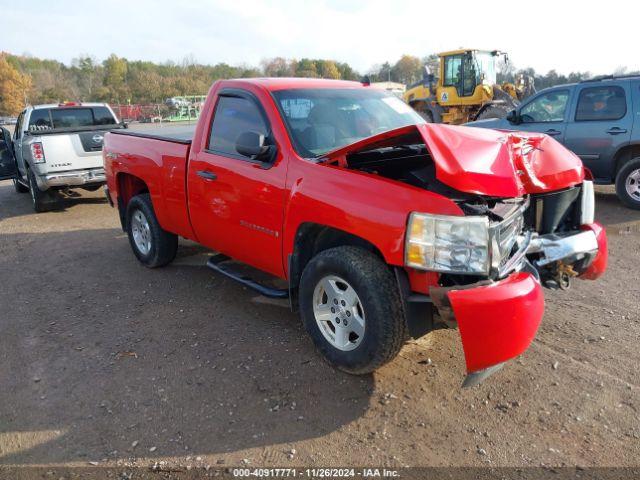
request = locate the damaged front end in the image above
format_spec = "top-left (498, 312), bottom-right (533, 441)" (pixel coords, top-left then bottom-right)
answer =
top-left (427, 182), bottom-right (607, 387)
top-left (319, 122), bottom-right (607, 386)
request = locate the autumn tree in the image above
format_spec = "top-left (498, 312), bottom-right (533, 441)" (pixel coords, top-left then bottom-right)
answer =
top-left (261, 57), bottom-right (293, 77)
top-left (392, 55), bottom-right (422, 85)
top-left (0, 54), bottom-right (32, 115)
top-left (316, 60), bottom-right (340, 79)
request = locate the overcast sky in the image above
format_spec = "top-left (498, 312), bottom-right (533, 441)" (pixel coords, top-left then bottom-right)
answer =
top-left (1, 0), bottom-right (637, 75)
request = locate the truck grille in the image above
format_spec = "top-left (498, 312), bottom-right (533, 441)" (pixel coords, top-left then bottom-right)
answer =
top-left (491, 207), bottom-right (526, 270)
top-left (496, 211), bottom-right (524, 267)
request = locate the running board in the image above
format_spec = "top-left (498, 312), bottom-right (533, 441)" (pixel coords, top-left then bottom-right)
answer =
top-left (206, 254), bottom-right (289, 299)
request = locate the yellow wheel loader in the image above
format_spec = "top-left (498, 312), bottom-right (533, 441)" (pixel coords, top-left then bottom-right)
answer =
top-left (403, 49), bottom-right (535, 125)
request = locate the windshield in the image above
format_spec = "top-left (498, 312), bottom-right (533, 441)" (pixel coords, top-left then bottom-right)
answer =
top-left (272, 88), bottom-right (425, 158)
top-left (474, 52), bottom-right (497, 86)
top-left (28, 106), bottom-right (117, 132)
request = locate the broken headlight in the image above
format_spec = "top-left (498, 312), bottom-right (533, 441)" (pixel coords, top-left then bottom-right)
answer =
top-left (405, 213), bottom-right (490, 274)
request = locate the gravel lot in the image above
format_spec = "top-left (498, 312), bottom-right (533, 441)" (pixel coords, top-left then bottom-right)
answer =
top-left (0, 172), bottom-right (638, 472)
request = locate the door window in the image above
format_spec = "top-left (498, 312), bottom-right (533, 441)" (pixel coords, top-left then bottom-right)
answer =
top-left (443, 55), bottom-right (463, 89)
top-left (207, 95), bottom-right (268, 158)
top-left (575, 85), bottom-right (626, 121)
top-left (520, 90), bottom-right (569, 123)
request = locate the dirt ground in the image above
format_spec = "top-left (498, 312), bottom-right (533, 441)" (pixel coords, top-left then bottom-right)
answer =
top-left (0, 177), bottom-right (638, 473)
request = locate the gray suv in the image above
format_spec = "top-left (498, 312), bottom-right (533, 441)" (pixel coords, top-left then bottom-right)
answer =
top-left (467, 75), bottom-right (640, 209)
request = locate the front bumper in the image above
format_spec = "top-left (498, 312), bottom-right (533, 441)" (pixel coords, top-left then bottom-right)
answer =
top-left (36, 168), bottom-right (106, 190)
top-left (427, 222), bottom-right (607, 386)
top-left (432, 271), bottom-right (544, 379)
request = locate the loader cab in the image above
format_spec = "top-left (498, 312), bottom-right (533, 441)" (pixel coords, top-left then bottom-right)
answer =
top-left (438, 50), bottom-right (499, 103)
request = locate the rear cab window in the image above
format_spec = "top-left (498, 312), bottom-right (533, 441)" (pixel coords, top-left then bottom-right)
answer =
top-left (575, 85), bottom-right (627, 121)
top-left (28, 106), bottom-right (117, 132)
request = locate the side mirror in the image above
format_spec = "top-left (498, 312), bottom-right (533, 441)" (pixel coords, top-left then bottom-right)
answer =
top-left (235, 131), bottom-right (273, 161)
top-left (506, 109), bottom-right (520, 124)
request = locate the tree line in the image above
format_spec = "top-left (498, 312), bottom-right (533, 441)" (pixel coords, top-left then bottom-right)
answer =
top-left (0, 51), bottom-right (635, 116)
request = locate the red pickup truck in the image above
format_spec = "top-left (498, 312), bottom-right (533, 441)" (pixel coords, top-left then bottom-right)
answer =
top-left (104, 78), bottom-right (607, 386)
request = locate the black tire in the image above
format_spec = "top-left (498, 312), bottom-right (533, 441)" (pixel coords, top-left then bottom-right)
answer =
top-left (27, 168), bottom-right (56, 212)
top-left (299, 246), bottom-right (406, 375)
top-left (615, 157), bottom-right (640, 210)
top-left (475, 104), bottom-right (511, 121)
top-left (126, 193), bottom-right (178, 268)
top-left (417, 109), bottom-right (433, 123)
top-left (13, 177), bottom-right (29, 193)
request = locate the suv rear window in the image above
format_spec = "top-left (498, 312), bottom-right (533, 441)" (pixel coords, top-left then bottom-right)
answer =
top-left (28, 106), bottom-right (117, 131)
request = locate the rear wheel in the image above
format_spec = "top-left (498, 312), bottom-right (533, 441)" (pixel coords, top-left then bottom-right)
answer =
top-left (475, 104), bottom-right (511, 121)
top-left (615, 157), bottom-right (640, 209)
top-left (126, 193), bottom-right (178, 267)
top-left (27, 168), bottom-right (56, 212)
top-left (299, 246), bottom-right (406, 374)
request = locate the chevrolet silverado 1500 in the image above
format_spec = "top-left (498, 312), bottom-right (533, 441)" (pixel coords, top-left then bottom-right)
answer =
top-left (103, 78), bottom-right (608, 386)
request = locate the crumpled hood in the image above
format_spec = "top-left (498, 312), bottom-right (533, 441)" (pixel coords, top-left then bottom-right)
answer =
top-left (321, 123), bottom-right (584, 197)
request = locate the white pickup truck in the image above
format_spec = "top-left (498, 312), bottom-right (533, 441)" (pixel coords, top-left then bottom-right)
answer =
top-left (1, 102), bottom-right (125, 211)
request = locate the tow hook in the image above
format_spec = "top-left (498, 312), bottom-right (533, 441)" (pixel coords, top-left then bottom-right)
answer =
top-left (544, 262), bottom-right (578, 290)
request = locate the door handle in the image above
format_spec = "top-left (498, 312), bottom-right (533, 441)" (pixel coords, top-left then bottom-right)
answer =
top-left (544, 129), bottom-right (561, 136)
top-left (197, 170), bottom-right (217, 181)
top-left (606, 127), bottom-right (627, 135)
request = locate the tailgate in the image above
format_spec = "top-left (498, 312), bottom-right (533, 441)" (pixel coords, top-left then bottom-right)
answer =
top-left (33, 131), bottom-right (107, 172)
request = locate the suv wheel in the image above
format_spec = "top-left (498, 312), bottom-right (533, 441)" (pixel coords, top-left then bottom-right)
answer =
top-left (27, 169), bottom-right (55, 212)
top-left (299, 246), bottom-right (406, 374)
top-left (615, 157), bottom-right (640, 209)
top-left (126, 193), bottom-right (178, 268)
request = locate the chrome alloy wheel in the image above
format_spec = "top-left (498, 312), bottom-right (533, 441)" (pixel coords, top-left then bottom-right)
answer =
top-left (131, 209), bottom-right (152, 255)
top-left (312, 275), bottom-right (365, 351)
top-left (625, 168), bottom-right (640, 202)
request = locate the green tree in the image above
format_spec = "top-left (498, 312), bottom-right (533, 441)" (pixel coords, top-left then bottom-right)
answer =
top-left (294, 58), bottom-right (318, 78)
top-left (103, 54), bottom-right (129, 102)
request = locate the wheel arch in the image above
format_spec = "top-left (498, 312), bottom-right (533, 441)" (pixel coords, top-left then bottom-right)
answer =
top-left (288, 223), bottom-right (386, 310)
top-left (613, 143), bottom-right (640, 182)
top-left (115, 172), bottom-right (150, 230)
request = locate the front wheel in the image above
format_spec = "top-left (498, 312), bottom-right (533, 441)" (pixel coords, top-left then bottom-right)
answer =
top-left (299, 246), bottom-right (406, 374)
top-left (615, 157), bottom-right (640, 209)
top-left (126, 193), bottom-right (178, 268)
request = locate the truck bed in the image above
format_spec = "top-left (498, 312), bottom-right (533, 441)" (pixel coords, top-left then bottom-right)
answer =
top-left (110, 124), bottom-right (196, 144)
top-left (104, 125), bottom-right (195, 240)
